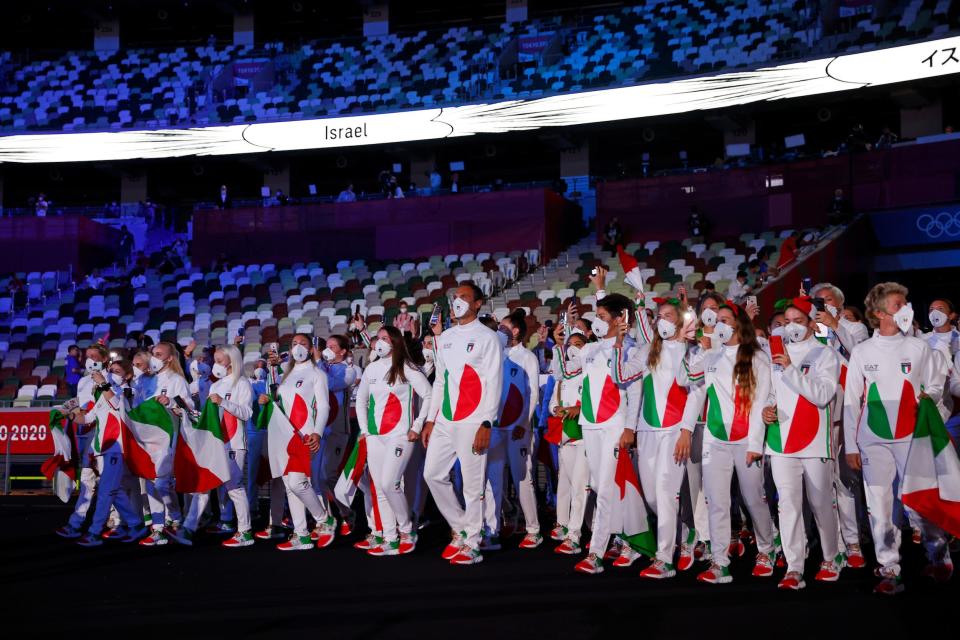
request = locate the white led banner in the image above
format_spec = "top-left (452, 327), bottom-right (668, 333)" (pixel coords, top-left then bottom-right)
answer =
top-left (0, 36), bottom-right (956, 163)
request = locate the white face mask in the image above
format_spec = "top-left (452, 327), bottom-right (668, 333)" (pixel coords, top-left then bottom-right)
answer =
top-left (566, 345), bottom-right (581, 361)
top-left (149, 355), bottom-right (164, 373)
top-left (374, 340), bottom-right (392, 358)
top-left (452, 297), bottom-right (470, 319)
top-left (109, 372), bottom-right (124, 386)
top-left (825, 304), bottom-right (839, 318)
top-left (85, 359), bottom-right (103, 374)
top-left (893, 304), bottom-right (914, 334)
top-left (930, 309), bottom-right (949, 329)
top-left (291, 344), bottom-right (311, 362)
top-left (212, 363), bottom-right (228, 379)
top-left (713, 322), bottom-right (734, 345)
top-left (591, 318), bottom-right (610, 339)
top-left (132, 366), bottom-right (145, 379)
top-left (656, 318), bottom-right (677, 340)
top-left (189, 361), bottom-right (199, 376)
top-left (770, 325), bottom-right (785, 338)
top-left (321, 347), bottom-right (336, 362)
top-left (423, 349), bottom-right (434, 362)
top-left (785, 322), bottom-right (808, 344)
top-left (254, 367), bottom-right (267, 381)
top-left (400, 307), bottom-right (408, 314)
top-left (700, 307), bottom-right (718, 328)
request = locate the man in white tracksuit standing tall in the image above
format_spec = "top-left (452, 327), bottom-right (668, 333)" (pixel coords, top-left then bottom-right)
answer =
top-left (422, 282), bottom-right (503, 566)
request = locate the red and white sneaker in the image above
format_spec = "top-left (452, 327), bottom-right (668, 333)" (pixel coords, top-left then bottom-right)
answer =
top-left (368, 539), bottom-right (401, 557)
top-left (55, 525), bottom-right (82, 539)
top-left (441, 531), bottom-right (465, 560)
top-left (353, 533), bottom-right (378, 550)
top-left (639, 560), bottom-right (676, 579)
top-left (519, 533), bottom-right (543, 549)
top-left (101, 527), bottom-right (125, 541)
top-left (739, 526), bottom-right (755, 545)
top-left (603, 540), bottom-right (623, 562)
top-left (874, 568), bottom-right (904, 595)
top-left (554, 538), bottom-right (582, 555)
top-left (752, 552), bottom-right (775, 578)
top-left (778, 571), bottom-right (806, 590)
top-left (255, 527), bottom-right (281, 540)
top-left (574, 553), bottom-right (604, 575)
top-left (398, 532), bottom-right (417, 555)
top-left (450, 546), bottom-right (483, 565)
top-left (815, 559), bottom-right (843, 582)
top-left (550, 525), bottom-right (568, 542)
top-left (728, 539), bottom-right (746, 558)
top-left (694, 541), bottom-right (711, 562)
top-left (912, 527), bottom-right (922, 545)
top-left (697, 563), bottom-right (732, 584)
top-left (222, 531), bottom-right (255, 548)
top-left (339, 513), bottom-right (355, 537)
top-left (276, 534), bottom-right (313, 551)
top-left (922, 556), bottom-right (954, 584)
top-left (613, 545), bottom-right (642, 568)
top-left (139, 529), bottom-right (169, 547)
top-left (676, 542), bottom-right (695, 571)
top-left (845, 544), bottom-right (866, 569)
top-left (313, 526), bottom-right (335, 549)
top-left (76, 534), bottom-right (104, 548)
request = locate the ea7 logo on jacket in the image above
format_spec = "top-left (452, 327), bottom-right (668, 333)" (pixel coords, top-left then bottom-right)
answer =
top-left (900, 361), bottom-right (912, 374)
top-left (864, 364), bottom-right (880, 372)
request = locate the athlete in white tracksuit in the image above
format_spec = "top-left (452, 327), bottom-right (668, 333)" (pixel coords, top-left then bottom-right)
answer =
top-left (265, 339), bottom-right (331, 550)
top-left (549, 339), bottom-right (589, 552)
top-left (558, 294), bottom-right (643, 574)
top-left (139, 343), bottom-right (192, 546)
top-left (355, 328), bottom-right (432, 555)
top-left (611, 299), bottom-right (698, 577)
top-left (844, 283), bottom-right (948, 594)
top-left (763, 300), bottom-right (843, 589)
top-left (423, 284), bottom-right (502, 565)
top-left (686, 305), bottom-right (778, 584)
top-left (484, 326), bottom-right (541, 548)
top-left (315, 349), bottom-right (358, 528)
top-left (181, 346), bottom-right (254, 547)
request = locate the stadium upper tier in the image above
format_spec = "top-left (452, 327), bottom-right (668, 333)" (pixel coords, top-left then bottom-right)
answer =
top-left (0, 0), bottom-right (953, 134)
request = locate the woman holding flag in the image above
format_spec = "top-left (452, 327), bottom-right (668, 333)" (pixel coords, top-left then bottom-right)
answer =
top-left (257, 333), bottom-right (329, 551)
top-left (761, 298), bottom-right (844, 590)
top-left (685, 303), bottom-right (779, 584)
top-left (355, 326), bottom-right (432, 556)
top-left (844, 282), bottom-right (949, 594)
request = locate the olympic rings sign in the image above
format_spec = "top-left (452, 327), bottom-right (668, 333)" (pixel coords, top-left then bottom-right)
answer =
top-left (916, 211), bottom-right (960, 239)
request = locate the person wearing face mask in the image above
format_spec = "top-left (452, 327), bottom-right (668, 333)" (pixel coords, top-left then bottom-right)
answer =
top-left (844, 282), bottom-right (949, 594)
top-left (55, 344), bottom-right (113, 540)
top-left (355, 326), bottom-right (432, 556)
top-left (923, 299), bottom-right (960, 425)
top-left (422, 282), bottom-right (503, 566)
top-left (137, 341), bottom-right (192, 547)
top-left (810, 283), bottom-right (869, 358)
top-left (74, 359), bottom-right (146, 547)
top-left (256, 334), bottom-right (329, 550)
top-left (393, 301), bottom-right (420, 337)
top-left (686, 304), bottom-right (779, 584)
top-left (481, 308), bottom-right (542, 551)
top-left (547, 330), bottom-right (590, 554)
top-left (610, 298), bottom-right (700, 578)
top-left (188, 353), bottom-right (213, 408)
top-left (555, 294), bottom-right (644, 574)
top-left (173, 346), bottom-right (255, 548)
top-left (761, 298), bottom-right (844, 590)
top-left (313, 334), bottom-right (360, 539)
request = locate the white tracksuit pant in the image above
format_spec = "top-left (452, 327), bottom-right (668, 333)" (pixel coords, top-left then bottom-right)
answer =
top-left (582, 427), bottom-right (622, 556)
top-left (770, 456), bottom-right (840, 573)
top-left (860, 440), bottom-right (949, 574)
top-left (145, 474), bottom-right (182, 530)
top-left (636, 429), bottom-right (691, 564)
top-left (682, 424), bottom-right (710, 545)
top-left (314, 430), bottom-right (351, 518)
top-left (280, 471), bottom-right (328, 538)
top-left (404, 441), bottom-right (429, 527)
top-left (184, 450), bottom-right (251, 533)
top-left (424, 422), bottom-right (488, 549)
top-left (366, 434), bottom-right (414, 542)
top-left (702, 439), bottom-right (778, 567)
top-left (556, 441), bottom-right (589, 542)
top-left (483, 428), bottom-right (540, 536)
top-left (88, 451), bottom-right (140, 534)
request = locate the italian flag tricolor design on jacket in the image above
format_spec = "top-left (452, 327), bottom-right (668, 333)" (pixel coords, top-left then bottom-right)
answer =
top-left (367, 392), bottom-right (405, 435)
top-left (499, 358), bottom-right (528, 428)
top-left (765, 341), bottom-right (840, 458)
top-left (442, 365), bottom-right (483, 422)
top-left (902, 396), bottom-right (960, 537)
top-left (575, 341), bottom-right (625, 428)
top-left (90, 394), bottom-right (124, 455)
top-left (431, 321), bottom-right (502, 427)
top-left (610, 340), bottom-right (692, 431)
top-left (705, 384), bottom-right (751, 442)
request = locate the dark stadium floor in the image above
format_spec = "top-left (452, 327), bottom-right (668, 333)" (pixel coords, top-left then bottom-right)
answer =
top-left (1, 495), bottom-right (955, 638)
